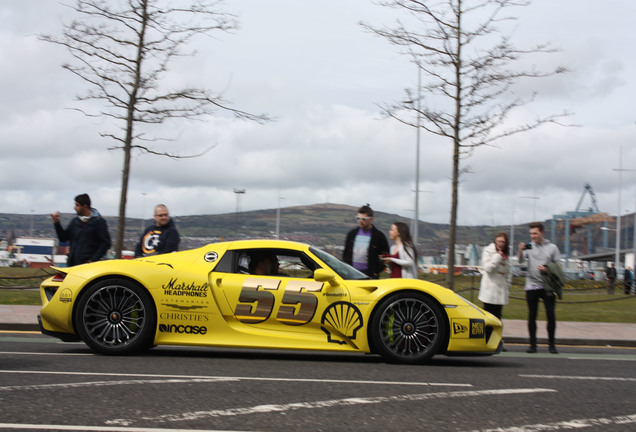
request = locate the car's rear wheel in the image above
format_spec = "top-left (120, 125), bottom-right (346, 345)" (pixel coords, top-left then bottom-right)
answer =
top-left (370, 292), bottom-right (446, 364)
top-left (74, 278), bottom-right (156, 355)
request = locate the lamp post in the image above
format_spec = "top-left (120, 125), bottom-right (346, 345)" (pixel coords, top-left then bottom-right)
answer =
top-left (518, 194), bottom-right (540, 221)
top-left (611, 147), bottom-right (636, 272)
top-left (403, 65), bottom-right (424, 246)
top-left (633, 201), bottom-right (636, 274)
top-left (413, 67), bottom-right (422, 246)
top-left (140, 192), bottom-right (146, 234)
top-left (275, 194), bottom-right (284, 239)
top-left (233, 188), bottom-right (246, 237)
top-left (510, 198), bottom-right (516, 257)
top-left (601, 226), bottom-right (619, 271)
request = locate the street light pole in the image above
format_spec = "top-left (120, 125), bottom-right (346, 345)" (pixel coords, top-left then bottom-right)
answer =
top-left (610, 147), bottom-right (636, 272)
top-left (518, 195), bottom-right (539, 221)
top-left (140, 192), bottom-right (146, 234)
top-left (275, 194), bottom-right (284, 239)
top-left (633, 200), bottom-right (636, 276)
top-left (413, 66), bottom-right (421, 247)
top-left (233, 188), bottom-right (246, 237)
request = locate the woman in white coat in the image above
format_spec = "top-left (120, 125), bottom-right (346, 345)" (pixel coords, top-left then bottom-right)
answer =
top-left (478, 232), bottom-right (512, 320)
top-left (383, 222), bottom-right (418, 279)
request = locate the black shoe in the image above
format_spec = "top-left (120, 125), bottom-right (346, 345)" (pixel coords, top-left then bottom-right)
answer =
top-left (549, 346), bottom-right (559, 354)
top-left (526, 346), bottom-right (537, 353)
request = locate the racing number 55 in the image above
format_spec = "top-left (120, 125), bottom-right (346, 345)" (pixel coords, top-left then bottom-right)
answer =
top-left (234, 278), bottom-right (324, 325)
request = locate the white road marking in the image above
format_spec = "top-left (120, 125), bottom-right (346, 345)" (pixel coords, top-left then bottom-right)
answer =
top-left (0, 424), bottom-right (251, 432)
top-left (520, 374), bottom-right (636, 382)
top-left (0, 351), bottom-right (92, 356)
top-left (106, 388), bottom-right (555, 426)
top-left (0, 369), bottom-right (471, 388)
top-left (464, 413), bottom-right (636, 431)
top-left (0, 377), bottom-right (236, 392)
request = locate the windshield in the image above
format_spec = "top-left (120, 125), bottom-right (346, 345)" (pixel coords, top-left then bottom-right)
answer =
top-left (310, 246), bottom-right (370, 280)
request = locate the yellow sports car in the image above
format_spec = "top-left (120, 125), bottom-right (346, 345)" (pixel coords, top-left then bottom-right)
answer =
top-left (39, 240), bottom-right (502, 364)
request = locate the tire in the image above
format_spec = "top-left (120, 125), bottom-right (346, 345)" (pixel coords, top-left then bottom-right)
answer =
top-left (74, 278), bottom-right (156, 355)
top-left (369, 292), bottom-right (446, 364)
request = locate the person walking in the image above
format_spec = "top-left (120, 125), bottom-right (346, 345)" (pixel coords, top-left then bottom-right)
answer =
top-left (623, 266), bottom-right (633, 295)
top-left (518, 221), bottom-right (561, 354)
top-left (134, 204), bottom-right (180, 257)
top-left (478, 232), bottom-right (511, 321)
top-left (343, 204), bottom-right (389, 279)
top-left (50, 193), bottom-right (111, 266)
top-left (605, 264), bottom-right (617, 295)
top-left (383, 221), bottom-right (418, 279)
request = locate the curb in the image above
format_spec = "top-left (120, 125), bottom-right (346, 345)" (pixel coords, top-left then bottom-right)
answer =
top-left (0, 323), bottom-right (40, 332)
top-left (3, 323), bottom-right (635, 347)
top-left (504, 336), bottom-right (636, 348)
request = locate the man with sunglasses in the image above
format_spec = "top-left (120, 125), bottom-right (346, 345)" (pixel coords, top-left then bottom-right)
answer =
top-left (343, 204), bottom-right (389, 278)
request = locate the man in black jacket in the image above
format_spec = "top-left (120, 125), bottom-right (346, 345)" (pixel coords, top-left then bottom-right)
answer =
top-left (606, 263), bottom-right (617, 295)
top-left (343, 204), bottom-right (389, 279)
top-left (135, 204), bottom-right (180, 257)
top-left (50, 193), bottom-right (111, 266)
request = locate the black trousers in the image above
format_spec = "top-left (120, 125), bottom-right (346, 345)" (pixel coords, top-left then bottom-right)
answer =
top-left (526, 288), bottom-right (556, 347)
top-left (482, 303), bottom-right (503, 320)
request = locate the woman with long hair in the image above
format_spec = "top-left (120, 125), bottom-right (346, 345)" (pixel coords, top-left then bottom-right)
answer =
top-left (478, 231), bottom-right (511, 320)
top-left (383, 221), bottom-right (418, 279)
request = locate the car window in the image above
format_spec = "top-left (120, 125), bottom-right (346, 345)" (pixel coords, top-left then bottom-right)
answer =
top-left (309, 246), bottom-right (369, 280)
top-left (219, 248), bottom-right (318, 279)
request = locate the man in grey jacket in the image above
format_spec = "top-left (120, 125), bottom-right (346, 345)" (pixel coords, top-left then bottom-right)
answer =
top-left (518, 221), bottom-right (561, 354)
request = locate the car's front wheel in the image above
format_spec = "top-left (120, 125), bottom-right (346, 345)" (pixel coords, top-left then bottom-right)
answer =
top-left (74, 278), bottom-right (156, 355)
top-left (369, 292), bottom-right (446, 364)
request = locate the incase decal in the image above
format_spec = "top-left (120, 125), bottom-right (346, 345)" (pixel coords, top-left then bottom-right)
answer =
top-left (158, 324), bottom-right (208, 335)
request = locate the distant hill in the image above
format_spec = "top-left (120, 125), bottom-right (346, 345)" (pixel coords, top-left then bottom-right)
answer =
top-left (0, 203), bottom-right (522, 256)
top-left (0, 203), bottom-right (623, 258)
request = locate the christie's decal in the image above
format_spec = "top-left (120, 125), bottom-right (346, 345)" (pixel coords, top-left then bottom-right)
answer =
top-left (159, 312), bottom-right (209, 322)
top-left (162, 278), bottom-right (208, 298)
top-left (452, 319), bottom-right (485, 339)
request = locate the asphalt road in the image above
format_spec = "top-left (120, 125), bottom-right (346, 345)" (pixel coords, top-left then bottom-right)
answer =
top-left (1, 332), bottom-right (636, 432)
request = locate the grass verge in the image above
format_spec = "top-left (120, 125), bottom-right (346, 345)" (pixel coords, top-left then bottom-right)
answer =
top-left (2, 269), bottom-right (635, 323)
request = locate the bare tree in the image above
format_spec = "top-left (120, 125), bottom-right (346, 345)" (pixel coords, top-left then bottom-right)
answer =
top-left (40, 0), bottom-right (269, 257)
top-left (362, 0), bottom-right (567, 289)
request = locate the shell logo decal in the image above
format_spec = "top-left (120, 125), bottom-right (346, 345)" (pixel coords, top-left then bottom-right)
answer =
top-left (320, 302), bottom-right (363, 345)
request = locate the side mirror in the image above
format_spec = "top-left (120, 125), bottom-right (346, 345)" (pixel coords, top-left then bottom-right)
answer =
top-left (313, 268), bottom-right (337, 285)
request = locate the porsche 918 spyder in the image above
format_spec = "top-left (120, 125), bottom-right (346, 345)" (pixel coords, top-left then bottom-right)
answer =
top-left (39, 240), bottom-right (502, 364)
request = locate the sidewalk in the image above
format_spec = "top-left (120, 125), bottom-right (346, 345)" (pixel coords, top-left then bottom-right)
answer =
top-left (1, 304), bottom-right (635, 347)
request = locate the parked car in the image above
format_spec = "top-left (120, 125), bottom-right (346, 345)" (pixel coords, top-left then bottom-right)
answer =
top-left (460, 268), bottom-right (481, 276)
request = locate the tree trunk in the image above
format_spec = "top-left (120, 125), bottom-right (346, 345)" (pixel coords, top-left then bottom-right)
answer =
top-left (115, 143), bottom-right (131, 258)
top-left (114, 2), bottom-right (147, 258)
top-left (446, 0), bottom-right (463, 291)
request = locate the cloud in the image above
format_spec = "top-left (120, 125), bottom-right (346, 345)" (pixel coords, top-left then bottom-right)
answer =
top-left (0, 0), bottom-right (635, 233)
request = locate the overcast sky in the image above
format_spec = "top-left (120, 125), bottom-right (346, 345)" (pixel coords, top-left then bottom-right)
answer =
top-left (2, 0), bottom-right (635, 229)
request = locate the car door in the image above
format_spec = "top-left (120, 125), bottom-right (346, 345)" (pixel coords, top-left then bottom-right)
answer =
top-left (209, 248), bottom-right (358, 347)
